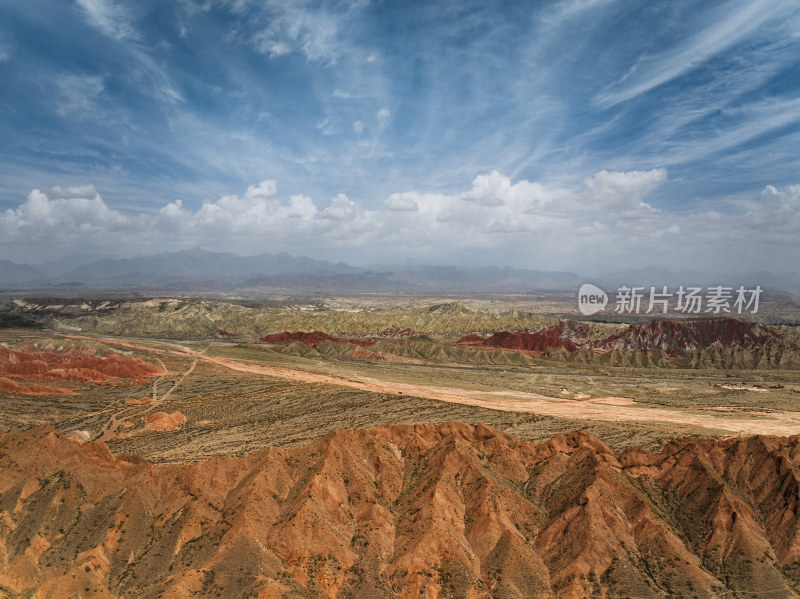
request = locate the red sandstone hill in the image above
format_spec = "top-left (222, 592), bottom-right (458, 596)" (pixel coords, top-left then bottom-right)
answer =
top-left (2, 423), bottom-right (800, 598)
top-left (261, 330), bottom-right (340, 345)
top-left (595, 317), bottom-right (791, 354)
top-left (0, 345), bottom-right (161, 392)
top-left (459, 318), bottom-right (795, 359)
top-left (461, 321), bottom-right (592, 352)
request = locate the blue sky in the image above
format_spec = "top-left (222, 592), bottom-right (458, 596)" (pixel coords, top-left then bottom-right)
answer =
top-left (0, 0), bottom-right (799, 273)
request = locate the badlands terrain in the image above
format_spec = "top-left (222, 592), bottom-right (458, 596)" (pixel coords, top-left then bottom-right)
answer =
top-left (2, 295), bottom-right (800, 597)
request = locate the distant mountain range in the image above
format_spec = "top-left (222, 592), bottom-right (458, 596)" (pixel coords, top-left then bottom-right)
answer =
top-left (0, 259), bottom-right (45, 285)
top-left (0, 249), bottom-right (797, 295)
top-left (60, 249), bottom-right (360, 286)
top-left (0, 248), bottom-right (584, 292)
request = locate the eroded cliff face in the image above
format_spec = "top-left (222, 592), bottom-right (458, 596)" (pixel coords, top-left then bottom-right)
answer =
top-left (1, 423), bottom-right (800, 598)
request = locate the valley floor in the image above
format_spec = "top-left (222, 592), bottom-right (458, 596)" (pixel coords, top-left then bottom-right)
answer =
top-left (3, 328), bottom-right (800, 462)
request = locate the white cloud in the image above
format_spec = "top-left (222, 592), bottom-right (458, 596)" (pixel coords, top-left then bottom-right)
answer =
top-left (319, 193), bottom-right (357, 220)
top-left (1, 172), bottom-right (793, 273)
top-left (0, 187), bottom-right (136, 243)
top-left (584, 168), bottom-right (666, 211)
top-left (376, 107), bottom-right (391, 127)
top-left (750, 184), bottom-right (800, 233)
top-left (247, 1), bottom-right (363, 64)
top-left (0, 41), bottom-right (15, 63)
top-left (55, 74), bottom-right (105, 116)
top-left (76, 0), bottom-right (137, 41)
top-left (50, 184), bottom-right (100, 199)
top-left (156, 199), bottom-right (187, 232)
top-left (244, 179), bottom-right (278, 199)
top-left (254, 36), bottom-right (291, 58)
top-left (73, 2), bottom-right (182, 105)
top-left (352, 120), bottom-right (364, 135)
top-left (385, 194), bottom-right (419, 211)
top-left (596, 0), bottom-right (796, 107)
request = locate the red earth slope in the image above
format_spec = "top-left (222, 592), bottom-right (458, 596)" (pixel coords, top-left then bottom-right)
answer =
top-left (2, 423), bottom-right (800, 598)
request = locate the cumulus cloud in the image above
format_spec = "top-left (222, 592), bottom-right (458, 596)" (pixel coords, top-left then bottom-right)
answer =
top-left (0, 186), bottom-right (136, 244)
top-left (0, 171), bottom-right (792, 273)
top-left (0, 171), bottom-right (660, 253)
top-left (244, 179), bottom-right (278, 199)
top-left (352, 120), bottom-right (364, 135)
top-left (319, 194), bottom-right (357, 220)
top-left (750, 184), bottom-right (800, 233)
top-left (761, 183), bottom-right (800, 212)
top-left (385, 194), bottom-right (419, 211)
top-left (584, 168), bottom-right (667, 211)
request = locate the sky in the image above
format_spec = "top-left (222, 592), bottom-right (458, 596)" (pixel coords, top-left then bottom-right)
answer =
top-left (0, 0), bottom-right (799, 275)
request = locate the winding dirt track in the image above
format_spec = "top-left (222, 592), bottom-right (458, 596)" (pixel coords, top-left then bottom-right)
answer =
top-left (70, 335), bottom-right (800, 437)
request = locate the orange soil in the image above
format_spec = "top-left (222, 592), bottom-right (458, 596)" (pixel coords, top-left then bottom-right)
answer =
top-left (144, 411), bottom-right (187, 432)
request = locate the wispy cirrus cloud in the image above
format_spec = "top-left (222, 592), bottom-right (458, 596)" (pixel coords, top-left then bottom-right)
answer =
top-left (55, 74), bottom-right (105, 116)
top-left (75, 0), bottom-right (137, 41)
top-left (596, 0), bottom-right (799, 108)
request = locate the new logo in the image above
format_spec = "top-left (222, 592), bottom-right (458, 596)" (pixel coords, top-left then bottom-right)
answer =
top-left (578, 283), bottom-right (608, 316)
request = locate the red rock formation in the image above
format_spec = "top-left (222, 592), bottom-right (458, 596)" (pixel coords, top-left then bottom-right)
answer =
top-left (144, 411), bottom-right (187, 431)
top-left (0, 345), bottom-right (162, 385)
top-left (2, 423), bottom-right (800, 597)
top-left (463, 321), bottom-right (591, 352)
top-left (458, 318), bottom-right (795, 360)
top-left (456, 334), bottom-right (486, 344)
top-left (595, 317), bottom-right (790, 354)
top-left (260, 331), bottom-right (340, 345)
top-left (0, 377), bottom-right (75, 396)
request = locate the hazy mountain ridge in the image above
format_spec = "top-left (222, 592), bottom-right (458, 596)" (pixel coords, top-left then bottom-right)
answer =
top-left (60, 248), bottom-right (359, 285)
top-left (0, 260), bottom-right (45, 286)
top-left (2, 250), bottom-right (795, 294)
